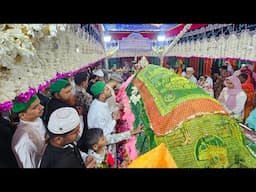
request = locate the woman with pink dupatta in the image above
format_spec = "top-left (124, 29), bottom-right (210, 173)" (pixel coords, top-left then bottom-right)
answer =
top-left (218, 75), bottom-right (247, 119)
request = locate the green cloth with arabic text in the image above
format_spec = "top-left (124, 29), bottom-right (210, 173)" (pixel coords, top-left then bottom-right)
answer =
top-left (137, 64), bottom-right (218, 116)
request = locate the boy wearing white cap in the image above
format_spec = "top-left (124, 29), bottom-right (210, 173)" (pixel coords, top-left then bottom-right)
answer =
top-left (46, 79), bottom-right (86, 151)
top-left (40, 107), bottom-right (96, 168)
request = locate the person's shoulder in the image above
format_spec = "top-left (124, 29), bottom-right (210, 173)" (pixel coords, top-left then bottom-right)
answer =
top-left (221, 87), bottom-right (228, 93)
top-left (239, 90), bottom-right (247, 97)
top-left (88, 99), bottom-right (100, 111)
top-left (11, 128), bottom-right (31, 149)
top-left (90, 99), bottom-right (98, 105)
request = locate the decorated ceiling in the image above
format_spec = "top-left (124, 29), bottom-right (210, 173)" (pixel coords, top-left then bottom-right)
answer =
top-left (102, 24), bottom-right (177, 32)
top-left (102, 24), bottom-right (208, 41)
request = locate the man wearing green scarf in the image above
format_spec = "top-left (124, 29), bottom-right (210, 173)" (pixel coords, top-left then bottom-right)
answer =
top-left (11, 95), bottom-right (46, 168)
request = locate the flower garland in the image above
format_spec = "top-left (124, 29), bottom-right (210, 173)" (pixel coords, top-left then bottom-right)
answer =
top-left (166, 26), bottom-right (256, 61)
top-left (125, 82), bottom-right (157, 155)
top-left (129, 86), bottom-right (141, 105)
top-left (115, 74), bottom-right (139, 166)
top-left (163, 24), bottom-right (192, 56)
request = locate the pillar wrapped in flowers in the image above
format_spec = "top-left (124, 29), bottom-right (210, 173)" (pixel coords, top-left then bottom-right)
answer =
top-left (116, 64), bottom-right (256, 168)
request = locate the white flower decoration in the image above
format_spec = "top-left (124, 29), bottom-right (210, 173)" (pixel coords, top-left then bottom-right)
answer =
top-left (129, 86), bottom-right (141, 105)
top-left (0, 24), bottom-right (105, 104)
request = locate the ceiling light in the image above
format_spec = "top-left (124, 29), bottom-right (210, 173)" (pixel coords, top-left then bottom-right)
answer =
top-left (151, 24), bottom-right (162, 27)
top-left (157, 35), bottom-right (165, 41)
top-left (104, 35), bottom-right (111, 42)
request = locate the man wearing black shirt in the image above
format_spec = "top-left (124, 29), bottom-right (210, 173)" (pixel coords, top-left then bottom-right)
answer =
top-left (40, 107), bottom-right (96, 168)
top-left (0, 114), bottom-right (18, 168)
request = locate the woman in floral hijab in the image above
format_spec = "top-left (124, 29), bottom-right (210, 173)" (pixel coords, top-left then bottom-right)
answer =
top-left (218, 75), bottom-right (247, 119)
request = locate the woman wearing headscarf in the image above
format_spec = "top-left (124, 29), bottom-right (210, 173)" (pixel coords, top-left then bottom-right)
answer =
top-left (234, 64), bottom-right (256, 88)
top-left (218, 75), bottom-right (247, 119)
top-left (238, 73), bottom-right (255, 122)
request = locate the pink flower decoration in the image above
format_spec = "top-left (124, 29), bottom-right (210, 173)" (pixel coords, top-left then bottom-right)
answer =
top-left (125, 136), bottom-right (138, 160)
top-left (115, 74), bottom-right (138, 160)
top-left (0, 58), bottom-right (106, 114)
top-left (16, 87), bottom-right (37, 103)
top-left (0, 101), bottom-right (13, 112)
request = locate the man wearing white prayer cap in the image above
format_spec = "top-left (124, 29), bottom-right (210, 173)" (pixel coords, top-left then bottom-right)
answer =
top-left (93, 69), bottom-right (104, 79)
top-left (185, 67), bottom-right (197, 84)
top-left (86, 69), bottom-right (105, 95)
top-left (40, 107), bottom-right (96, 168)
top-left (186, 67), bottom-right (194, 72)
top-left (106, 73), bottom-right (124, 113)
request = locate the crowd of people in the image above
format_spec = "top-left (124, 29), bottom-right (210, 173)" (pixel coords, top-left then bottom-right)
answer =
top-left (0, 62), bottom-right (143, 168)
top-left (172, 60), bottom-right (256, 122)
top-left (1, 59), bottom-right (256, 168)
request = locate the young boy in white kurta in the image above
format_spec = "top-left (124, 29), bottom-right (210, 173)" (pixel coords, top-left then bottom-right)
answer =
top-left (85, 125), bottom-right (143, 168)
top-left (87, 81), bottom-right (120, 135)
top-left (11, 95), bottom-right (46, 168)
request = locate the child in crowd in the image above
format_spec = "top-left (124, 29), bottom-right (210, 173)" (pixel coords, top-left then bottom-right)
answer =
top-left (85, 124), bottom-right (144, 168)
top-left (197, 75), bottom-right (214, 97)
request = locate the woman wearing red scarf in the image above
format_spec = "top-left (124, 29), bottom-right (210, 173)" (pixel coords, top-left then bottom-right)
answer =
top-left (234, 64), bottom-right (256, 88)
top-left (241, 66), bottom-right (255, 86)
top-left (238, 73), bottom-right (255, 122)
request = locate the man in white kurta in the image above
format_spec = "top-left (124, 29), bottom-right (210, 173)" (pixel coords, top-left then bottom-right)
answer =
top-left (87, 81), bottom-right (120, 135)
top-left (11, 95), bottom-right (46, 168)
